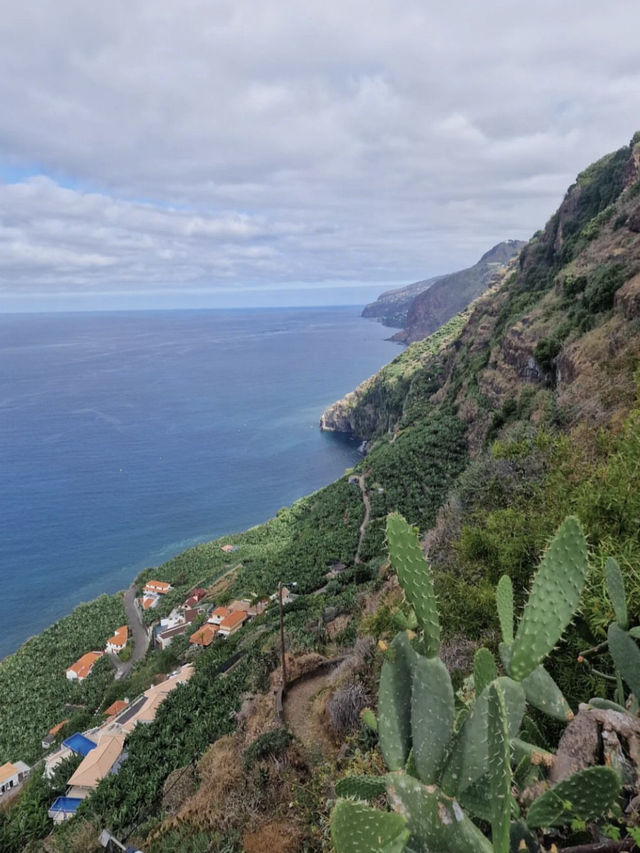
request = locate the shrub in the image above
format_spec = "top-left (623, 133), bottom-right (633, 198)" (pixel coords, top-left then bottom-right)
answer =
top-left (327, 682), bottom-right (371, 736)
top-left (242, 728), bottom-right (293, 770)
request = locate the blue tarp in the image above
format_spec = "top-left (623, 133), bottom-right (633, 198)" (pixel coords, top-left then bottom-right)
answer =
top-left (62, 732), bottom-right (97, 756)
top-left (49, 796), bottom-right (82, 814)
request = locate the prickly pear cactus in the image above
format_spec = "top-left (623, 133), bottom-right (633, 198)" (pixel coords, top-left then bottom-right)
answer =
top-left (386, 513), bottom-right (440, 657)
top-left (360, 707), bottom-right (378, 732)
top-left (335, 775), bottom-right (388, 800)
top-left (606, 556), bottom-right (628, 629)
top-left (378, 631), bottom-right (415, 770)
top-left (526, 766), bottom-right (620, 828)
top-left (496, 575), bottom-right (514, 645)
top-left (474, 648), bottom-right (498, 696)
top-left (509, 517), bottom-right (588, 680)
top-left (488, 682), bottom-right (511, 853)
top-left (411, 654), bottom-right (454, 784)
top-left (331, 799), bottom-right (409, 853)
top-left (608, 622), bottom-right (640, 699)
top-left (387, 773), bottom-right (492, 853)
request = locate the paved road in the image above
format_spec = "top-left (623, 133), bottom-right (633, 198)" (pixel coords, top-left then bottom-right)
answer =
top-left (112, 585), bottom-right (151, 679)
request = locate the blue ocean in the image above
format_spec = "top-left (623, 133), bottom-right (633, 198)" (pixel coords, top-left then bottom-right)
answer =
top-left (0, 307), bottom-right (397, 659)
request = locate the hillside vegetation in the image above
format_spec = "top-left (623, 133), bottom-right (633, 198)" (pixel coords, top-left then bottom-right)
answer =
top-left (3, 133), bottom-right (640, 851)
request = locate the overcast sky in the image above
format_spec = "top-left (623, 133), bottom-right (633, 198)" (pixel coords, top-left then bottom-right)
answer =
top-left (1, 1), bottom-right (639, 310)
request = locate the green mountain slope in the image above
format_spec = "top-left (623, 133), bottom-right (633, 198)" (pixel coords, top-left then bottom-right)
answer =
top-left (4, 133), bottom-right (640, 852)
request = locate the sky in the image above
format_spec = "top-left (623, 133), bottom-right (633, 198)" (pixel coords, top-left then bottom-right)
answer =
top-left (1, 1), bottom-right (639, 311)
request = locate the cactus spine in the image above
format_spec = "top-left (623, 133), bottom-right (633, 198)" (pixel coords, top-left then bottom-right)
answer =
top-left (474, 647), bottom-right (498, 696)
top-left (387, 512), bottom-right (440, 657)
top-left (509, 517), bottom-right (588, 680)
top-left (526, 766), bottom-right (620, 828)
top-left (411, 654), bottom-right (454, 784)
top-left (331, 799), bottom-right (409, 853)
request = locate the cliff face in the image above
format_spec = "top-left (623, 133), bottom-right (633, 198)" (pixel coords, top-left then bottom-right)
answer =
top-left (392, 240), bottom-right (526, 343)
top-left (322, 135), bottom-right (640, 446)
top-left (361, 274), bottom-right (443, 327)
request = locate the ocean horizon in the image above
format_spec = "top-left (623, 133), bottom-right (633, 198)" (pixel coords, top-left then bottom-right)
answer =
top-left (0, 306), bottom-right (398, 659)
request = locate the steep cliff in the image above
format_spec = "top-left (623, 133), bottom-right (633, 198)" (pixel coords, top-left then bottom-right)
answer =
top-left (361, 273), bottom-right (443, 327)
top-left (391, 239), bottom-right (525, 343)
top-left (322, 134), bottom-right (640, 444)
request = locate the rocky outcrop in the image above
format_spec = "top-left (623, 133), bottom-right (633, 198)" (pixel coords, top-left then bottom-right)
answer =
top-left (392, 240), bottom-right (525, 344)
top-left (615, 272), bottom-right (640, 319)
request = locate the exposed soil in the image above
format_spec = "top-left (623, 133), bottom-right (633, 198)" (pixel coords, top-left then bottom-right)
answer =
top-left (283, 669), bottom-right (337, 758)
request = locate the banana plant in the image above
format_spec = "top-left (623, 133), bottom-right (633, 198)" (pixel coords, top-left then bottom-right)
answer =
top-left (331, 513), bottom-right (620, 853)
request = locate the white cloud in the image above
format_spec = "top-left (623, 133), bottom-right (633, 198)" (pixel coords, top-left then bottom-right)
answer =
top-left (0, 0), bottom-right (639, 303)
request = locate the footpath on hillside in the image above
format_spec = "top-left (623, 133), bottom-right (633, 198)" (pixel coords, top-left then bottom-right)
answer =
top-left (282, 668), bottom-right (337, 758)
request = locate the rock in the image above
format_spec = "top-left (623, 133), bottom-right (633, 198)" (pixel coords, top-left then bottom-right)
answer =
top-left (615, 272), bottom-right (640, 319)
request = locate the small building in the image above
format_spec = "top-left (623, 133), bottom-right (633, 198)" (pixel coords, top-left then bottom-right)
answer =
top-left (66, 651), bottom-right (103, 681)
top-left (143, 580), bottom-right (172, 595)
top-left (106, 626), bottom-right (128, 653)
top-left (189, 624), bottom-right (218, 647)
top-left (104, 700), bottom-right (129, 718)
top-left (269, 587), bottom-right (296, 605)
top-left (118, 664), bottom-right (195, 733)
top-left (247, 599), bottom-right (269, 619)
top-left (141, 594), bottom-right (159, 611)
top-left (228, 599), bottom-right (251, 613)
top-left (65, 733), bottom-right (125, 801)
top-left (220, 544), bottom-right (236, 553)
top-left (156, 623), bottom-right (188, 650)
top-left (207, 605), bottom-right (231, 625)
top-left (218, 610), bottom-right (247, 638)
top-left (42, 719), bottom-right (69, 749)
top-left (183, 588), bottom-right (207, 608)
top-left (0, 761), bottom-right (30, 796)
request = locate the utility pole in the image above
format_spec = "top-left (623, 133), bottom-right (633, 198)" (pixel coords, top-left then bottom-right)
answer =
top-left (278, 582), bottom-right (287, 690)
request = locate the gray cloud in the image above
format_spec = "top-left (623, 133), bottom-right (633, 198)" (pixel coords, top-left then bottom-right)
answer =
top-left (1, 0), bottom-right (639, 303)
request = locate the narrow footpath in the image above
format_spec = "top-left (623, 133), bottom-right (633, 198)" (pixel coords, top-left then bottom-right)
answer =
top-left (282, 669), bottom-right (337, 758)
top-left (354, 473), bottom-right (371, 565)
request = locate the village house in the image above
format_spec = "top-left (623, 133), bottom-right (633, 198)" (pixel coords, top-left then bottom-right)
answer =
top-left (66, 733), bottom-right (125, 800)
top-left (217, 610), bottom-right (247, 638)
top-left (117, 664), bottom-right (195, 733)
top-left (183, 587), bottom-right (207, 608)
top-left (66, 651), bottom-right (103, 681)
top-left (189, 624), bottom-right (218, 647)
top-left (105, 625), bottom-right (128, 653)
top-left (0, 761), bottom-right (30, 797)
top-left (220, 543), bottom-right (237, 553)
top-left (207, 605), bottom-right (231, 625)
top-left (143, 580), bottom-right (172, 595)
top-left (269, 586), bottom-right (296, 605)
top-left (104, 699), bottom-right (129, 718)
top-left (247, 599), bottom-right (269, 619)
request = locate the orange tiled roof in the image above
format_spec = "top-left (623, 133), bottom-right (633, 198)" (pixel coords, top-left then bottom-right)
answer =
top-left (107, 626), bottom-right (128, 647)
top-left (67, 651), bottom-right (102, 679)
top-left (209, 606), bottom-right (231, 621)
top-left (142, 596), bottom-right (156, 610)
top-left (189, 624), bottom-right (218, 646)
top-left (219, 610), bottom-right (247, 631)
top-left (104, 699), bottom-right (129, 717)
top-left (221, 544), bottom-right (234, 552)
top-left (144, 580), bottom-right (171, 594)
top-left (48, 719), bottom-right (69, 737)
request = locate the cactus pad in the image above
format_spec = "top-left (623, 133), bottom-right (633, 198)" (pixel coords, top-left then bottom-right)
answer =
top-left (473, 648), bottom-right (498, 696)
top-left (488, 682), bottom-right (511, 853)
top-left (411, 654), bottom-right (454, 784)
top-left (526, 766), bottom-right (620, 828)
top-left (378, 631), bottom-right (415, 770)
top-left (386, 513), bottom-right (440, 657)
top-left (496, 575), bottom-right (514, 645)
top-left (509, 517), bottom-right (588, 680)
top-left (360, 708), bottom-right (378, 732)
top-left (608, 622), bottom-right (640, 699)
top-left (331, 798), bottom-right (409, 853)
top-left (387, 774), bottom-right (492, 853)
top-left (521, 664), bottom-right (573, 722)
top-left (606, 557), bottom-right (628, 629)
top-left (335, 775), bottom-right (389, 800)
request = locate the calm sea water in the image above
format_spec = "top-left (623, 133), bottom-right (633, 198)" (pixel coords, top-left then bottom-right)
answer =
top-left (0, 307), bottom-right (397, 658)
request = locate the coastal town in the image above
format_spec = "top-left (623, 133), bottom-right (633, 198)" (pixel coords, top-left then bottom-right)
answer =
top-left (0, 554), bottom-right (297, 829)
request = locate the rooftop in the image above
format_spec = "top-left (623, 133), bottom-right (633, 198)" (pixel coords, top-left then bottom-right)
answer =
top-left (219, 610), bottom-right (247, 631)
top-left (66, 651), bottom-right (103, 679)
top-left (144, 580), bottom-right (171, 593)
top-left (0, 762), bottom-right (18, 785)
top-left (67, 734), bottom-right (125, 790)
top-left (189, 624), bottom-right (217, 646)
top-left (48, 719), bottom-right (69, 737)
top-left (104, 700), bottom-right (129, 717)
top-left (107, 626), bottom-right (128, 647)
